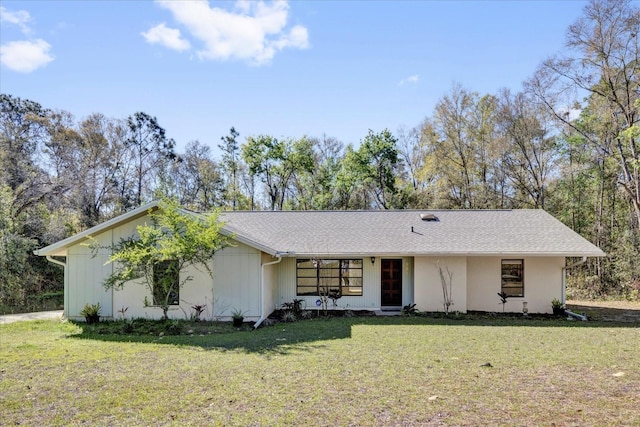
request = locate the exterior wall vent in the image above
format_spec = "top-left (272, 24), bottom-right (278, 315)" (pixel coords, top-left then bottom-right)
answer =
top-left (420, 213), bottom-right (438, 222)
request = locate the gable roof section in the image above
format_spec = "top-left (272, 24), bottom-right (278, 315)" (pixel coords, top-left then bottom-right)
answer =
top-left (219, 209), bottom-right (605, 257)
top-left (35, 205), bottom-right (605, 258)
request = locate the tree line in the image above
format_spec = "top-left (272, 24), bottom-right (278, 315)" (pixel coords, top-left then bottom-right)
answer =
top-left (1, 0), bottom-right (638, 312)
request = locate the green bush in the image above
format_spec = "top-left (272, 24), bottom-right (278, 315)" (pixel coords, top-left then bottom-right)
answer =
top-left (80, 303), bottom-right (101, 324)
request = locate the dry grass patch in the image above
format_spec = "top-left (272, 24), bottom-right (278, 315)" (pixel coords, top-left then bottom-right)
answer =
top-left (1, 317), bottom-right (639, 426)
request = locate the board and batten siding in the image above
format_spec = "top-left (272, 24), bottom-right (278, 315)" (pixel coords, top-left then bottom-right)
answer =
top-left (275, 256), bottom-right (414, 310)
top-left (66, 252), bottom-right (113, 319)
top-left (261, 253), bottom-right (279, 320)
top-left (110, 261), bottom-right (218, 320)
top-left (65, 213), bottom-right (264, 321)
top-left (65, 214), bottom-right (155, 320)
top-left (466, 256), bottom-right (564, 314)
top-left (209, 242), bottom-right (262, 319)
top-left (66, 227), bottom-right (114, 319)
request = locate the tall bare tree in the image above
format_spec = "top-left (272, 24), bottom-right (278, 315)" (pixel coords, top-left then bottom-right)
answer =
top-left (162, 140), bottom-right (225, 211)
top-left (497, 90), bottom-right (559, 209)
top-left (527, 0), bottom-right (640, 227)
top-left (125, 112), bottom-right (178, 207)
top-left (218, 127), bottom-right (241, 210)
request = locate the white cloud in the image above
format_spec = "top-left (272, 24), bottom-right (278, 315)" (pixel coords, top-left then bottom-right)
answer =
top-left (398, 75), bottom-right (419, 86)
top-left (1, 7), bottom-right (54, 73)
top-left (0, 6), bottom-right (32, 34)
top-left (0, 39), bottom-right (54, 73)
top-left (141, 23), bottom-right (191, 51)
top-left (152, 0), bottom-right (309, 65)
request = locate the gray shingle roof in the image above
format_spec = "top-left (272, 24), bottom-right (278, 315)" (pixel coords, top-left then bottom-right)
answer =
top-left (34, 202), bottom-right (605, 258)
top-left (220, 209), bottom-right (605, 257)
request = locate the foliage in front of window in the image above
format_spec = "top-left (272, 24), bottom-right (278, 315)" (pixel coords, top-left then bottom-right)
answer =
top-left (296, 259), bottom-right (363, 297)
top-left (501, 260), bottom-right (524, 297)
top-left (99, 197), bottom-right (228, 320)
top-left (281, 299), bottom-right (304, 318)
top-left (152, 260), bottom-right (180, 306)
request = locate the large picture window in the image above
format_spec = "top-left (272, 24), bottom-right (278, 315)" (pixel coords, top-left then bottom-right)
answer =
top-left (153, 260), bottom-right (180, 306)
top-left (501, 259), bottom-right (524, 297)
top-left (296, 259), bottom-right (363, 297)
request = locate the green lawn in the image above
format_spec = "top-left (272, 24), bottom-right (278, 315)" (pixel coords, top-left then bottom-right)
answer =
top-left (1, 317), bottom-right (639, 426)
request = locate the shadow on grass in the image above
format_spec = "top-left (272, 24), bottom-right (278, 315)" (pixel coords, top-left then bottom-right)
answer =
top-left (67, 317), bottom-right (355, 355)
top-left (65, 313), bottom-right (638, 355)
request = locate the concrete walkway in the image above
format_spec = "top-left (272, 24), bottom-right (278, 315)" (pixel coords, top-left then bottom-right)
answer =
top-left (0, 310), bottom-right (64, 325)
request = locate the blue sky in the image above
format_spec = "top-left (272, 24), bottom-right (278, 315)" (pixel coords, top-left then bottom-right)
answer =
top-left (1, 0), bottom-right (587, 154)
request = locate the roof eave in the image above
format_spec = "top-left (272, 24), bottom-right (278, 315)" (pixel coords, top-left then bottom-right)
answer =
top-left (269, 250), bottom-right (607, 258)
top-left (219, 228), bottom-right (280, 256)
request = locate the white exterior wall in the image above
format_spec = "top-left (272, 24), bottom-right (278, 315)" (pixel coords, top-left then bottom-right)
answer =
top-left (208, 243), bottom-right (261, 320)
top-left (414, 257), bottom-right (467, 313)
top-left (403, 257), bottom-right (414, 307)
top-left (65, 212), bottom-right (264, 321)
top-left (62, 207), bottom-right (568, 320)
top-left (111, 262), bottom-right (216, 320)
top-left (66, 228), bottom-right (114, 319)
top-left (110, 242), bottom-right (261, 321)
top-left (66, 252), bottom-right (113, 318)
top-left (110, 242), bottom-right (262, 321)
top-left (275, 256), bottom-right (413, 310)
top-left (261, 253), bottom-right (280, 318)
top-left (65, 214), bottom-right (154, 320)
top-left (466, 256), bottom-right (564, 314)
top-left (112, 277), bottom-right (149, 319)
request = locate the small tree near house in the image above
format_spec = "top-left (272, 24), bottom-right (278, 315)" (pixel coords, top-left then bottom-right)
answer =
top-left (437, 261), bottom-right (454, 315)
top-left (315, 258), bottom-right (342, 316)
top-left (100, 198), bottom-right (228, 320)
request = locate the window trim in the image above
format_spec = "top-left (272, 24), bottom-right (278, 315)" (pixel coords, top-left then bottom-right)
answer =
top-left (501, 259), bottom-right (524, 298)
top-left (296, 258), bottom-right (364, 297)
top-left (152, 259), bottom-right (180, 306)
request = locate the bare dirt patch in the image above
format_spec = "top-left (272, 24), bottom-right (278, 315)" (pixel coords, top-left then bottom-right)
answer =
top-left (567, 300), bottom-right (640, 322)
